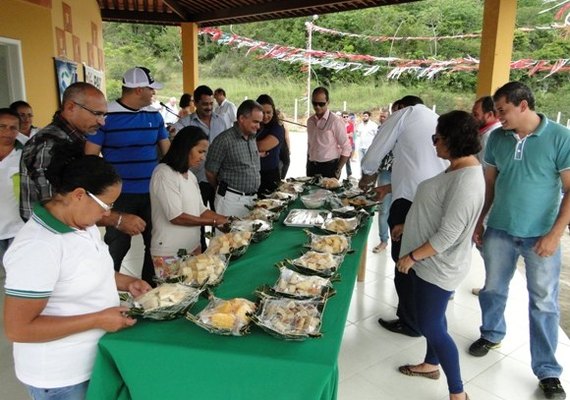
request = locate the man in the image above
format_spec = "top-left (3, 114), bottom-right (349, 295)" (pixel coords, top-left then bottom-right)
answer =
top-left (306, 87), bottom-right (352, 178)
top-left (469, 82), bottom-right (569, 400)
top-left (359, 95), bottom-right (447, 337)
top-left (213, 88), bottom-right (237, 128)
top-left (342, 112), bottom-right (355, 177)
top-left (379, 107), bottom-right (389, 125)
top-left (472, 95), bottom-right (501, 165)
top-left (161, 96), bottom-right (179, 126)
top-left (356, 111), bottom-right (378, 162)
top-left (85, 67), bottom-right (170, 285)
top-left (205, 100), bottom-right (262, 218)
top-left (171, 85), bottom-right (229, 249)
top-left (0, 109), bottom-right (25, 276)
top-left (9, 101), bottom-right (39, 145)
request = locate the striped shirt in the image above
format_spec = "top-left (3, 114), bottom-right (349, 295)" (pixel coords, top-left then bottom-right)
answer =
top-left (86, 100), bottom-right (169, 194)
top-left (19, 113), bottom-right (86, 221)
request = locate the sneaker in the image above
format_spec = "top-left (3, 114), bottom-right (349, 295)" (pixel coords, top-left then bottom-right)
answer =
top-left (373, 242), bottom-right (388, 253)
top-left (468, 338), bottom-right (501, 357)
top-left (540, 378), bottom-right (566, 399)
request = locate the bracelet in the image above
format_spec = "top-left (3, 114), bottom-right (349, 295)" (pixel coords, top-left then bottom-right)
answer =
top-left (409, 251), bottom-right (419, 262)
top-left (115, 213), bottom-right (123, 229)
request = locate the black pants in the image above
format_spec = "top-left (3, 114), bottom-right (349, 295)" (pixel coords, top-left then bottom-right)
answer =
top-left (387, 198), bottom-right (420, 335)
top-left (258, 168), bottom-right (281, 196)
top-left (306, 158), bottom-right (338, 178)
top-left (104, 193), bottom-right (154, 286)
top-left (345, 152), bottom-right (353, 177)
top-left (199, 181), bottom-right (216, 252)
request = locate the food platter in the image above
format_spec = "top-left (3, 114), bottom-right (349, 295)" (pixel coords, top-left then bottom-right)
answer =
top-left (283, 209), bottom-right (329, 228)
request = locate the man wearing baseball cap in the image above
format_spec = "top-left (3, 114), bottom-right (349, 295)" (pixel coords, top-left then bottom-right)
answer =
top-left (85, 67), bottom-right (170, 286)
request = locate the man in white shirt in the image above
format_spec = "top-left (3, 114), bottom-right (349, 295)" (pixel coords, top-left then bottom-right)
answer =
top-left (9, 101), bottom-right (39, 145)
top-left (359, 95), bottom-right (448, 337)
top-left (472, 96), bottom-right (501, 166)
top-left (356, 111), bottom-right (378, 161)
top-left (213, 88), bottom-right (237, 128)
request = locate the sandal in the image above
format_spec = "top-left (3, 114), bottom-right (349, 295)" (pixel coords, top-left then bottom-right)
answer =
top-left (398, 364), bottom-right (440, 380)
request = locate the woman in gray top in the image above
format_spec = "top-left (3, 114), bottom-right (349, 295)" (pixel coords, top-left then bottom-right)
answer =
top-left (395, 111), bottom-right (484, 400)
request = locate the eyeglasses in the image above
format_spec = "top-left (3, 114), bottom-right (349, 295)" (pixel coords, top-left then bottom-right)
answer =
top-left (431, 134), bottom-right (442, 145)
top-left (342, 115), bottom-right (349, 119)
top-left (312, 101), bottom-right (327, 107)
top-left (73, 102), bottom-right (107, 119)
top-left (86, 191), bottom-right (113, 211)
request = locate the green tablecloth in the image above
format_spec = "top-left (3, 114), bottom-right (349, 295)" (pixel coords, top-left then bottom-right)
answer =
top-left (87, 206), bottom-right (371, 400)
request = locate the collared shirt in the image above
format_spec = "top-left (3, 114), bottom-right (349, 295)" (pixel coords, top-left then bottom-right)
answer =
top-left (356, 120), bottom-right (379, 150)
top-left (171, 113), bottom-right (230, 182)
top-left (361, 104), bottom-right (448, 202)
top-left (19, 113), bottom-right (86, 221)
top-left (307, 109), bottom-right (352, 162)
top-left (477, 120), bottom-right (501, 167)
top-left (0, 144), bottom-right (25, 239)
top-left (86, 100), bottom-right (169, 194)
top-left (214, 99), bottom-right (237, 128)
top-left (485, 114), bottom-right (570, 237)
top-left (205, 125), bottom-right (260, 193)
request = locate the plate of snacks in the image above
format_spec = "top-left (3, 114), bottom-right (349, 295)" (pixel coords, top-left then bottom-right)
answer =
top-left (158, 253), bottom-right (228, 287)
top-left (252, 296), bottom-right (325, 340)
top-left (244, 207), bottom-right (280, 222)
top-left (305, 232), bottom-right (351, 255)
top-left (229, 219), bottom-right (273, 242)
top-left (288, 251), bottom-right (343, 277)
top-left (187, 295), bottom-right (256, 336)
top-left (283, 209), bottom-right (329, 228)
top-left (252, 198), bottom-right (287, 212)
top-left (321, 216), bottom-right (360, 235)
top-left (316, 177), bottom-right (341, 190)
top-left (277, 181), bottom-right (305, 194)
top-left (205, 231), bottom-right (252, 259)
top-left (128, 283), bottom-right (203, 320)
top-left (261, 266), bottom-right (334, 300)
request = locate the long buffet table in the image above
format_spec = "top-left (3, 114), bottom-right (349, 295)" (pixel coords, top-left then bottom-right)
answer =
top-left (87, 203), bottom-right (372, 400)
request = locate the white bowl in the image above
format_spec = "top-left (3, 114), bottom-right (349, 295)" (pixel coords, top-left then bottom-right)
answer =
top-left (301, 195), bottom-right (325, 209)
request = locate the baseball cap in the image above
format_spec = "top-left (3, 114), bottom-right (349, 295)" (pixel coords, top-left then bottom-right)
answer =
top-left (122, 67), bottom-right (163, 90)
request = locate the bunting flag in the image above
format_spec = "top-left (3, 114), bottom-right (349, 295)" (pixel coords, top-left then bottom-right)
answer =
top-left (199, 27), bottom-right (570, 79)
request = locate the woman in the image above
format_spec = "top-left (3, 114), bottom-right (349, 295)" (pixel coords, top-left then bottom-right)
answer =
top-left (395, 111), bottom-right (484, 400)
top-left (255, 94), bottom-right (285, 195)
top-left (4, 153), bottom-right (151, 400)
top-left (178, 93), bottom-right (195, 119)
top-left (150, 126), bottom-right (228, 277)
top-left (277, 109), bottom-right (291, 179)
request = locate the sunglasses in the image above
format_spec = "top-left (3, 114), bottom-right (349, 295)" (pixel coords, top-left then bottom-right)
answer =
top-left (431, 134), bottom-right (442, 145)
top-left (87, 191), bottom-right (113, 212)
top-left (312, 101), bottom-right (327, 107)
top-left (73, 101), bottom-right (107, 119)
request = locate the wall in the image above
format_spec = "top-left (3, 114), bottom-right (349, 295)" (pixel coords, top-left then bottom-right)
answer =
top-left (0, 0), bottom-right (104, 127)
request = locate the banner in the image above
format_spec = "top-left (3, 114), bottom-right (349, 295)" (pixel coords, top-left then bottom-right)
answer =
top-left (54, 58), bottom-right (78, 105)
top-left (83, 64), bottom-right (103, 89)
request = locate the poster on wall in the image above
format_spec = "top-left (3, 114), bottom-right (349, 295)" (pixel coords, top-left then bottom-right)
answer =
top-left (54, 58), bottom-right (78, 105)
top-left (84, 64), bottom-right (103, 90)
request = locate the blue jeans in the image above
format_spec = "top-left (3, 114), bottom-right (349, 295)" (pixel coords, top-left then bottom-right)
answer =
top-left (26, 381), bottom-right (89, 400)
top-left (479, 227), bottom-right (562, 379)
top-left (412, 271), bottom-right (463, 394)
top-left (377, 170), bottom-right (392, 243)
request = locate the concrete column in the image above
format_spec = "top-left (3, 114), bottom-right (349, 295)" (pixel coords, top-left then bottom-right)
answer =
top-left (181, 22), bottom-right (199, 94)
top-left (476, 0), bottom-right (517, 97)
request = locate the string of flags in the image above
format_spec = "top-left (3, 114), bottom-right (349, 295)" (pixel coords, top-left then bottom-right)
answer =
top-left (199, 26), bottom-right (570, 79)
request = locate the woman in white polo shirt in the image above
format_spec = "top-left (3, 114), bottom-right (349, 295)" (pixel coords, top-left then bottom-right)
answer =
top-left (150, 126), bottom-right (229, 277)
top-left (4, 152), bottom-right (151, 400)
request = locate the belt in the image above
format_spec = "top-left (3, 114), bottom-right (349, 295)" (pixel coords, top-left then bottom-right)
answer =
top-left (226, 187), bottom-right (257, 196)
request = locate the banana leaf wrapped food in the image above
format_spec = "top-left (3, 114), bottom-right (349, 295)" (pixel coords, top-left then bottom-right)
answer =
top-left (316, 177), bottom-right (341, 190)
top-left (157, 253), bottom-right (229, 287)
top-left (243, 207), bottom-right (280, 222)
top-left (277, 181), bottom-right (305, 194)
top-left (229, 219), bottom-right (273, 243)
top-left (269, 191), bottom-right (297, 204)
top-left (305, 231), bottom-right (351, 255)
top-left (252, 295), bottom-right (325, 340)
top-left (186, 296), bottom-right (256, 336)
top-left (129, 283), bottom-right (203, 320)
top-left (288, 251), bottom-right (344, 277)
top-left (252, 198), bottom-right (287, 212)
top-left (205, 231), bottom-right (252, 259)
top-left (262, 266), bottom-right (334, 300)
top-left (321, 216), bottom-right (360, 235)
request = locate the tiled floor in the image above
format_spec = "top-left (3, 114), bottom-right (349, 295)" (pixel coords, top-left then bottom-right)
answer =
top-left (1, 132), bottom-right (569, 399)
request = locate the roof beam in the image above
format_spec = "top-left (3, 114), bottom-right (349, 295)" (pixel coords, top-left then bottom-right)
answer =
top-left (187, 0), bottom-right (392, 24)
top-left (101, 9), bottom-right (183, 25)
top-left (162, 0), bottom-right (190, 20)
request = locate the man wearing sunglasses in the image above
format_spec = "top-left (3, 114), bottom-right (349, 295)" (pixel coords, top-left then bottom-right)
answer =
top-left (306, 87), bottom-right (352, 178)
top-left (85, 67), bottom-right (171, 286)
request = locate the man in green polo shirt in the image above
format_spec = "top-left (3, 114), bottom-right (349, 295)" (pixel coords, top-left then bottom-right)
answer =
top-left (469, 81), bottom-right (570, 400)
